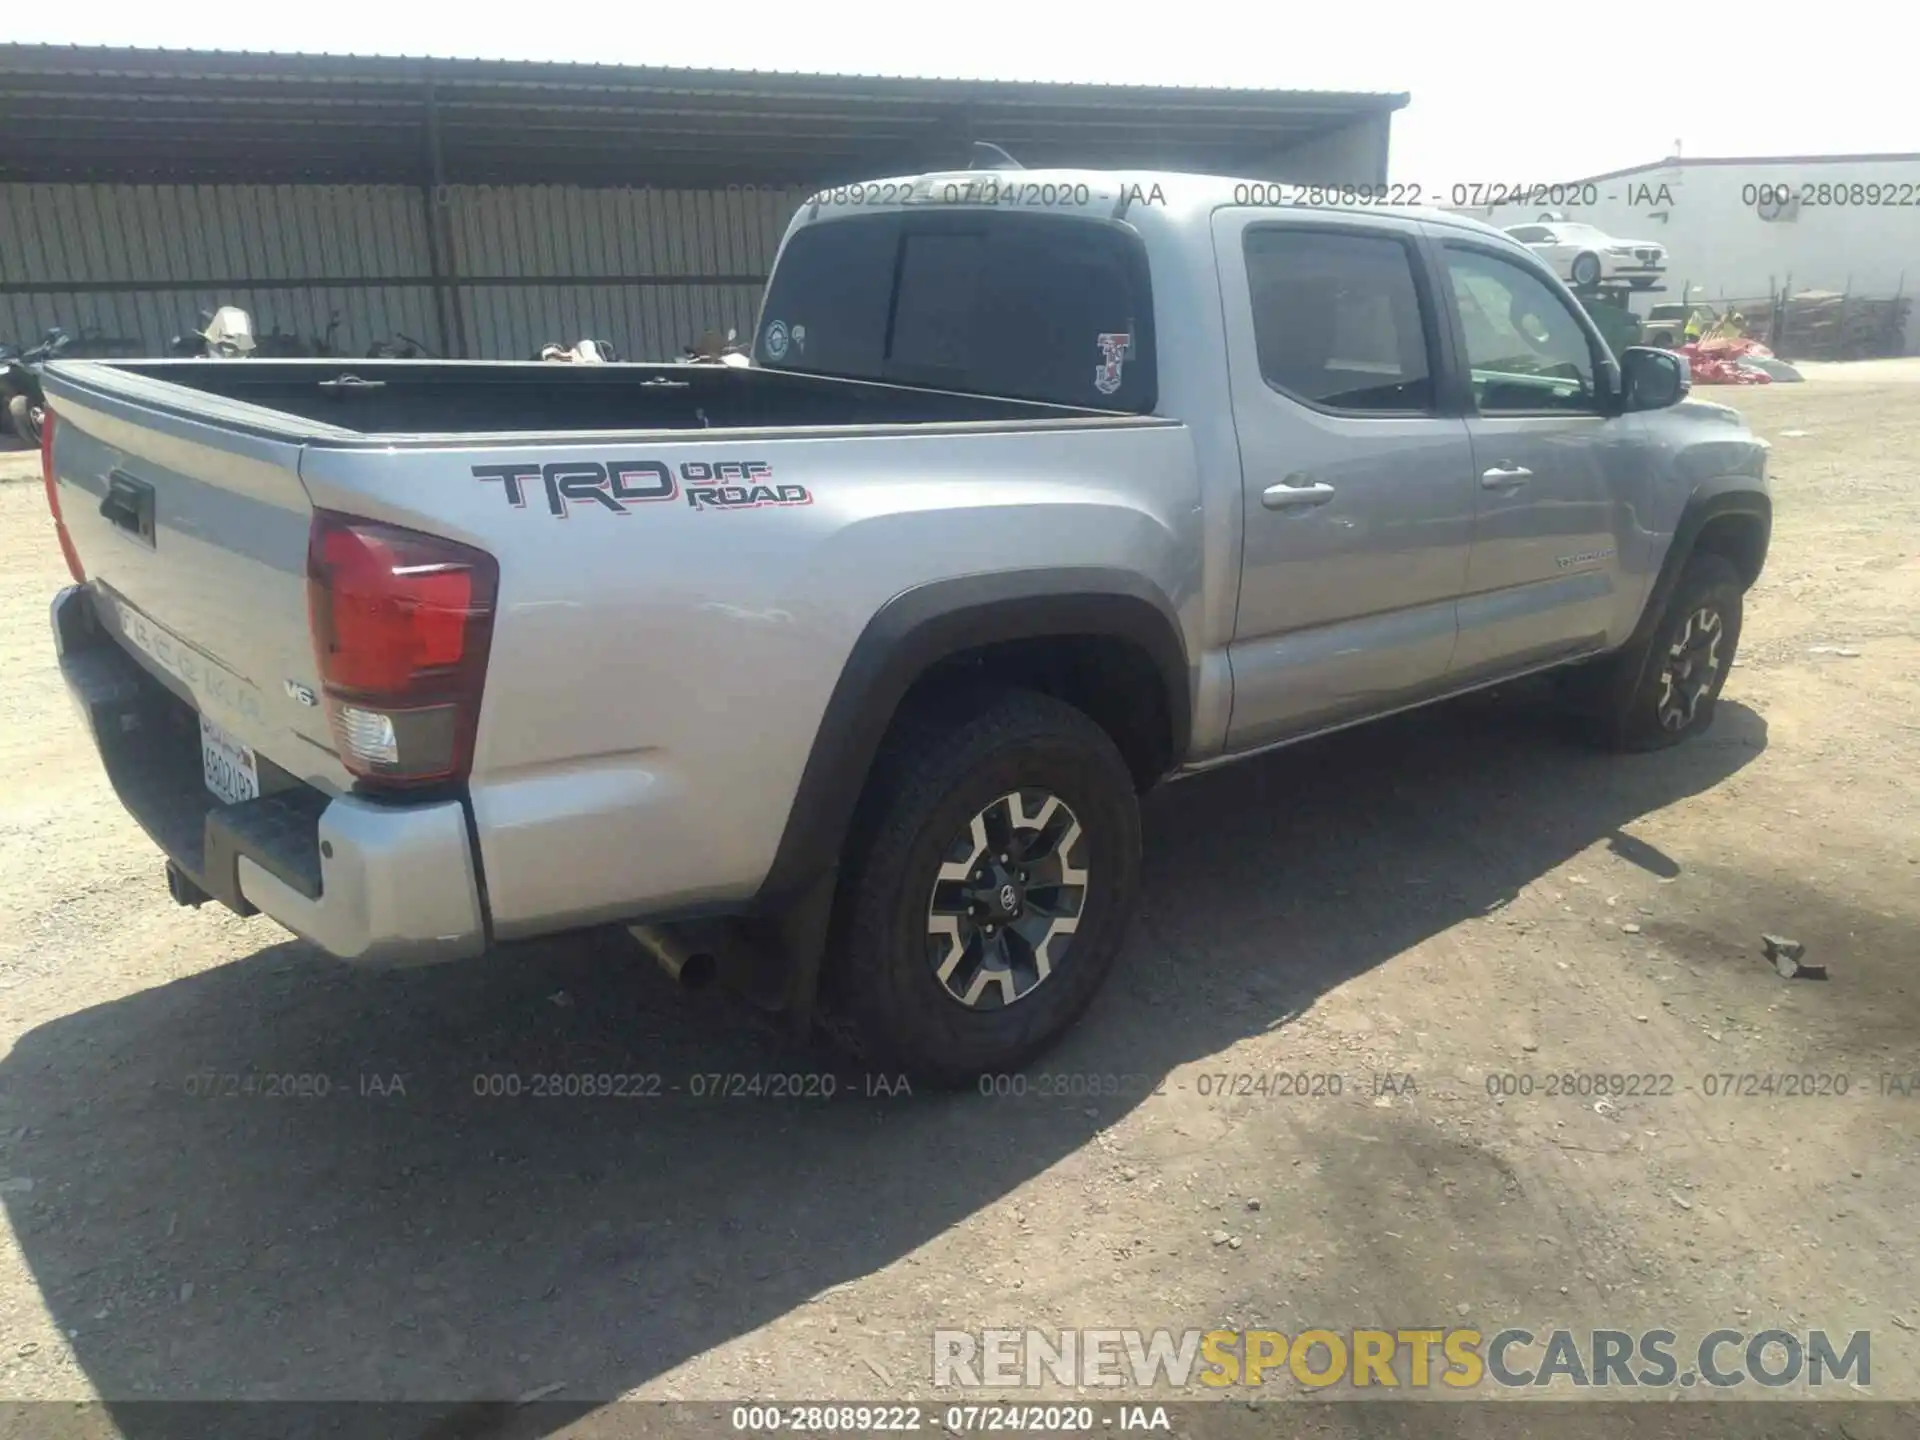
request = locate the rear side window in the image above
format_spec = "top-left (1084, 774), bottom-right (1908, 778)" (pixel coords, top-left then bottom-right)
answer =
top-left (754, 212), bottom-right (1156, 411)
top-left (1243, 228), bottom-right (1436, 414)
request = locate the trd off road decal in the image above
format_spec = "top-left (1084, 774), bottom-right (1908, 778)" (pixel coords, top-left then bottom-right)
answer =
top-left (472, 460), bottom-right (811, 517)
top-left (679, 461), bottom-right (814, 512)
top-left (1094, 332), bottom-right (1132, 396)
top-left (473, 460), bottom-right (676, 517)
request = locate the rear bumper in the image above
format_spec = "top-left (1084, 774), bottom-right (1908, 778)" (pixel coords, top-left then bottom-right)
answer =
top-left (52, 585), bottom-right (486, 966)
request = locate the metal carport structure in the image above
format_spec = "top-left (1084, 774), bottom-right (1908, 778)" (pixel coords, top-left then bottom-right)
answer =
top-left (0, 45), bottom-right (1408, 360)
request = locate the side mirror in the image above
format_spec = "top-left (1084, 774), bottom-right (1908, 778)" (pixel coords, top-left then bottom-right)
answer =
top-left (1620, 345), bottom-right (1690, 411)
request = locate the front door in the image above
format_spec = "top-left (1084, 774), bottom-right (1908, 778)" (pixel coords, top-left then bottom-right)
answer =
top-left (1432, 241), bottom-right (1633, 679)
top-left (1212, 211), bottom-right (1477, 752)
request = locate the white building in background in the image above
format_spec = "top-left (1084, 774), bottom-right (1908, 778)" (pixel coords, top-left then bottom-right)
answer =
top-left (1457, 153), bottom-right (1920, 347)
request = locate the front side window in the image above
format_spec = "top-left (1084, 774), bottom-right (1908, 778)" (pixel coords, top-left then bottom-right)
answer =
top-left (1442, 246), bottom-right (1600, 414)
top-left (1243, 227), bottom-right (1436, 414)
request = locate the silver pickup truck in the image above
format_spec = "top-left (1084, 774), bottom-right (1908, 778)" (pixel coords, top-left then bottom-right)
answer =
top-left (40, 169), bottom-right (1770, 1083)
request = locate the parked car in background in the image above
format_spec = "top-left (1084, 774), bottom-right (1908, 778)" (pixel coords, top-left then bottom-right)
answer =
top-left (1504, 220), bottom-right (1668, 289)
top-left (1643, 302), bottom-right (1721, 349)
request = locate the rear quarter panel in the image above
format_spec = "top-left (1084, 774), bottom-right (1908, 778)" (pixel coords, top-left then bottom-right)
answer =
top-left (298, 420), bottom-right (1205, 938)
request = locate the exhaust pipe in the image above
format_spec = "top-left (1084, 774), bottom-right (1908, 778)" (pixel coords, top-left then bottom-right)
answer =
top-left (628, 924), bottom-right (717, 991)
top-left (166, 861), bottom-right (212, 908)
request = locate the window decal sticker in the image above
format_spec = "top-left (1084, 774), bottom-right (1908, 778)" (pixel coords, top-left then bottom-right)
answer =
top-left (1095, 332), bottom-right (1132, 395)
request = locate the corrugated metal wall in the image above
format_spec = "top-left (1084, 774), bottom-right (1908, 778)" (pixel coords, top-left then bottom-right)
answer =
top-left (443, 184), bottom-right (804, 360)
top-left (0, 182), bottom-right (809, 360)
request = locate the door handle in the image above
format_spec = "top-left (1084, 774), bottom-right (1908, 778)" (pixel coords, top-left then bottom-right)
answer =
top-left (1262, 478), bottom-right (1338, 512)
top-left (1481, 464), bottom-right (1534, 489)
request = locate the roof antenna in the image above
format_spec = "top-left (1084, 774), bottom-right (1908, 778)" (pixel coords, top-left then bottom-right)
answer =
top-left (970, 142), bottom-right (1023, 171)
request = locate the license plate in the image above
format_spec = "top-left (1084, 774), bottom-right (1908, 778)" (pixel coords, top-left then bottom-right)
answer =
top-left (200, 714), bottom-right (259, 806)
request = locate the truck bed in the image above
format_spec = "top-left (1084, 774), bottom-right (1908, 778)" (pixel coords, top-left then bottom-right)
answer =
top-left (39, 349), bottom-right (1189, 957)
top-left (59, 358), bottom-right (1113, 438)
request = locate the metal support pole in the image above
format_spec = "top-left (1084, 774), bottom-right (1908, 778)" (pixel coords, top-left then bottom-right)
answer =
top-left (422, 69), bottom-right (469, 359)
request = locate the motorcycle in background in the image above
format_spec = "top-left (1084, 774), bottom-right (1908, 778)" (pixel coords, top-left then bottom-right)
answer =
top-left (169, 306), bottom-right (259, 359)
top-left (678, 327), bottom-right (751, 368)
top-left (254, 311), bottom-right (344, 358)
top-left (0, 327), bottom-right (74, 446)
top-left (366, 332), bottom-right (437, 359)
top-left (536, 338), bottom-right (619, 363)
top-left (175, 309), bottom-right (420, 360)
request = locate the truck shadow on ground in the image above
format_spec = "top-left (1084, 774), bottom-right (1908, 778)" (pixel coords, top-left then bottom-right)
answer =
top-left (2, 689), bottom-right (1775, 1435)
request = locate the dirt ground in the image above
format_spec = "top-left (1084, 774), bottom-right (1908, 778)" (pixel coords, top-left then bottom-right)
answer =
top-left (0, 371), bottom-right (1915, 1435)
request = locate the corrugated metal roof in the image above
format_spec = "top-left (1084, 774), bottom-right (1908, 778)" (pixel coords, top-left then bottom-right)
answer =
top-left (0, 41), bottom-right (1410, 101)
top-left (1571, 152), bottom-right (1920, 183)
top-left (0, 43), bottom-right (1406, 187)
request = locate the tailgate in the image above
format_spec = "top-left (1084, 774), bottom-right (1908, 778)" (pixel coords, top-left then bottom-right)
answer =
top-left (42, 363), bottom-right (346, 789)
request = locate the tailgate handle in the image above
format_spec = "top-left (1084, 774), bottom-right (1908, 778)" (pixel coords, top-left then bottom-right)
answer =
top-left (317, 374), bottom-right (385, 392)
top-left (100, 472), bottom-right (156, 546)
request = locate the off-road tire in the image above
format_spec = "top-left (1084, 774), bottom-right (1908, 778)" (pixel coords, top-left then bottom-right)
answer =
top-left (823, 689), bottom-right (1142, 1087)
top-left (1572, 553), bottom-right (1745, 751)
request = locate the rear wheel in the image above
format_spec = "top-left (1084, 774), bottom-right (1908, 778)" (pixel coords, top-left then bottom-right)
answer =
top-left (824, 690), bottom-right (1142, 1087)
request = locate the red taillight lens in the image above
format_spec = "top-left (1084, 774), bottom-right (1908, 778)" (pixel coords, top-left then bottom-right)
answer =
top-left (40, 410), bottom-right (85, 584)
top-left (316, 524), bottom-right (476, 691)
top-left (306, 511), bottom-right (498, 790)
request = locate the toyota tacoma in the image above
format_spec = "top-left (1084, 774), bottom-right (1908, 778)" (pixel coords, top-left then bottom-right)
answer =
top-left (39, 169), bottom-right (1770, 1083)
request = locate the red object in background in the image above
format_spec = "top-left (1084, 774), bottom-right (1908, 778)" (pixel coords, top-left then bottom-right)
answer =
top-left (1677, 343), bottom-right (1773, 386)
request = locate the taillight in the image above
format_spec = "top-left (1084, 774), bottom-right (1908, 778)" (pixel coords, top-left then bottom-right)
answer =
top-left (306, 510), bottom-right (498, 790)
top-left (40, 410), bottom-right (85, 584)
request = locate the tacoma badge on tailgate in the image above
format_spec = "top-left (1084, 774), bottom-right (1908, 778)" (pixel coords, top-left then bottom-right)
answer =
top-left (99, 589), bottom-right (266, 726)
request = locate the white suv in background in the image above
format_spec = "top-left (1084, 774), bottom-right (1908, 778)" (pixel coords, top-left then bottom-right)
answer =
top-left (1504, 220), bottom-right (1668, 289)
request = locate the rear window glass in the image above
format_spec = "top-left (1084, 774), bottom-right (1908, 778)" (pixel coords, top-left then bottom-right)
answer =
top-left (753, 212), bottom-right (1156, 412)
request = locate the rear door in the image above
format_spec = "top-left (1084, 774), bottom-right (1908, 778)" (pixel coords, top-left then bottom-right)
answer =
top-left (1429, 240), bottom-right (1632, 679)
top-left (45, 369), bottom-right (343, 789)
top-left (1211, 210), bottom-right (1476, 751)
